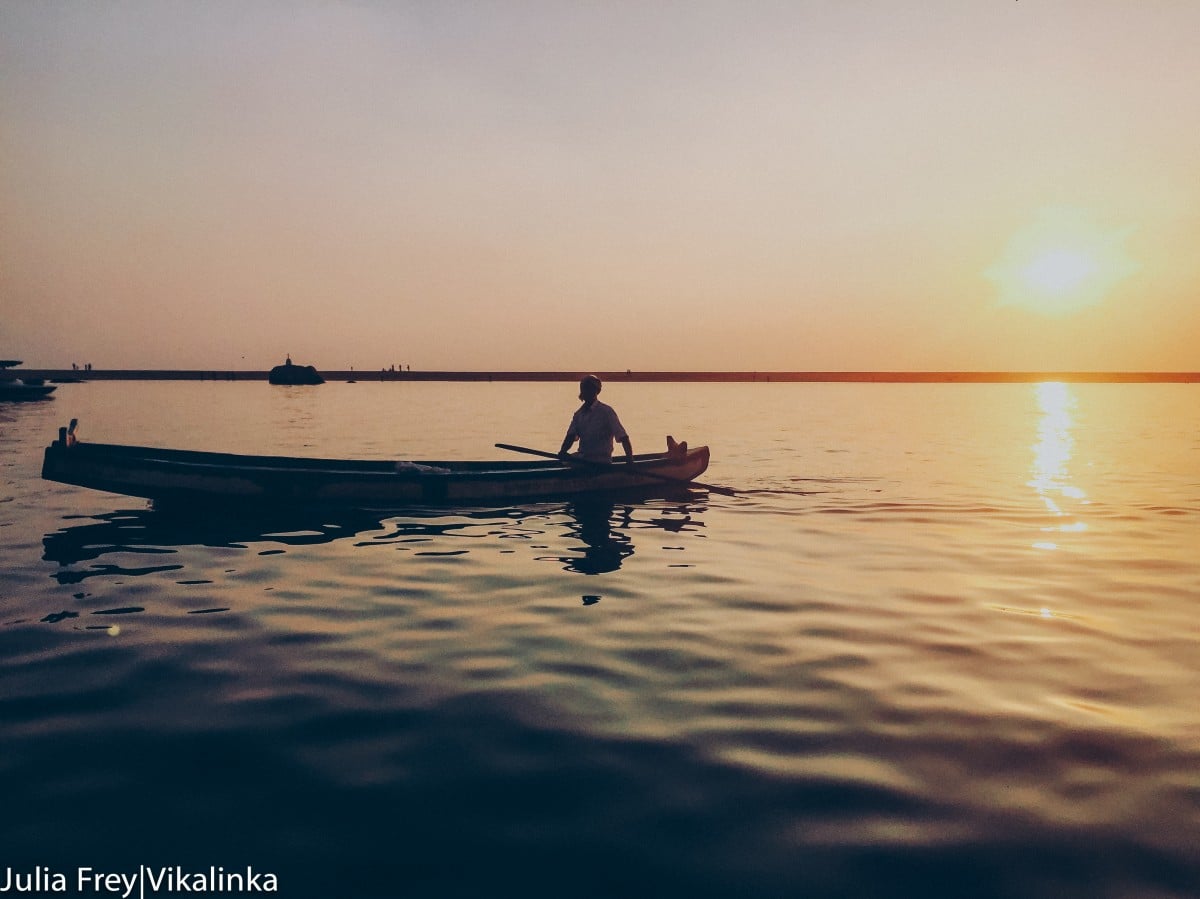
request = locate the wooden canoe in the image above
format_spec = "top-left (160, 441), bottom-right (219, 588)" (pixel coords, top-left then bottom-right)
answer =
top-left (41, 425), bottom-right (712, 507)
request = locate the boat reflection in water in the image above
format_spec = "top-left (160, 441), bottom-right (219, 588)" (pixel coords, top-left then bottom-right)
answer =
top-left (42, 505), bottom-right (390, 569)
top-left (546, 492), bottom-right (706, 576)
top-left (40, 494), bottom-right (707, 611)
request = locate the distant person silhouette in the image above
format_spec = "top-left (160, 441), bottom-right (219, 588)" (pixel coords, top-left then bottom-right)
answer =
top-left (559, 375), bottom-right (633, 464)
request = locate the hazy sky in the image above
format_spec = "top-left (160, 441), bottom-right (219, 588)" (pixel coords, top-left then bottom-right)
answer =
top-left (2, 1), bottom-right (1198, 371)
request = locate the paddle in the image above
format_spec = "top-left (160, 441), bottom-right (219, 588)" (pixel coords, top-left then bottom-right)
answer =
top-left (495, 443), bottom-right (738, 497)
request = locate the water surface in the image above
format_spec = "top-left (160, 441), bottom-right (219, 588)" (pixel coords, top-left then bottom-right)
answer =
top-left (2, 381), bottom-right (1197, 898)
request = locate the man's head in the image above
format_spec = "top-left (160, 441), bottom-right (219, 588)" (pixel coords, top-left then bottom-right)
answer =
top-left (578, 374), bottom-right (602, 402)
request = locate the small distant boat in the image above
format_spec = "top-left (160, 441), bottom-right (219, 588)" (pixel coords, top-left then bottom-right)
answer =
top-left (0, 377), bottom-right (56, 401)
top-left (268, 357), bottom-right (324, 385)
top-left (1, 359), bottom-right (56, 400)
top-left (41, 422), bottom-right (713, 507)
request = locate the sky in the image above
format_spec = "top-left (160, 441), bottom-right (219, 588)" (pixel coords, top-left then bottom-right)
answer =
top-left (2, 0), bottom-right (1198, 372)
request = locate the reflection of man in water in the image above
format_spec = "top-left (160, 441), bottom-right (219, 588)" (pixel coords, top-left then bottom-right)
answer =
top-left (558, 375), bottom-right (633, 464)
top-left (563, 500), bottom-right (633, 575)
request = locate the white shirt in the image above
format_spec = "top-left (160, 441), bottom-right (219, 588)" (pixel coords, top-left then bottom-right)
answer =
top-left (567, 399), bottom-right (628, 462)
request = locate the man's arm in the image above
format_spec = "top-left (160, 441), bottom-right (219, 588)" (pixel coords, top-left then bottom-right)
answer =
top-left (559, 429), bottom-right (576, 457)
top-left (619, 435), bottom-right (633, 464)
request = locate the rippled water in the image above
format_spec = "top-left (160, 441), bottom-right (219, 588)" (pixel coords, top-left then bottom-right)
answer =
top-left (2, 381), bottom-right (1197, 898)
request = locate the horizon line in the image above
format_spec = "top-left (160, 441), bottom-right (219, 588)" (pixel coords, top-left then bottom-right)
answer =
top-left (10, 369), bottom-right (1199, 384)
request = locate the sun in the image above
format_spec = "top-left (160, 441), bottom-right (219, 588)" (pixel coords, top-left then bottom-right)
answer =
top-left (1021, 249), bottom-right (1096, 296)
top-left (985, 207), bottom-right (1140, 315)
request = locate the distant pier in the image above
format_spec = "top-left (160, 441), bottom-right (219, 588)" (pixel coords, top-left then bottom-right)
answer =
top-left (9, 369), bottom-right (1199, 383)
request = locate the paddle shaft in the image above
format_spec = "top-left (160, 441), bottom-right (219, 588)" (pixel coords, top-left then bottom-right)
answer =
top-left (495, 443), bottom-right (737, 496)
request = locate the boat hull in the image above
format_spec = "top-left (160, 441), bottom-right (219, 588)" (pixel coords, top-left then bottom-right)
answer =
top-left (0, 380), bottom-right (56, 401)
top-left (42, 437), bottom-right (712, 507)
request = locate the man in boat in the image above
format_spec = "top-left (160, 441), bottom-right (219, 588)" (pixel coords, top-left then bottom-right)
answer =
top-left (559, 374), bottom-right (634, 465)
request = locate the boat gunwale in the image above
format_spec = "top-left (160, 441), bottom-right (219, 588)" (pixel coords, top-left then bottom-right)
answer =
top-left (47, 440), bottom-right (699, 476)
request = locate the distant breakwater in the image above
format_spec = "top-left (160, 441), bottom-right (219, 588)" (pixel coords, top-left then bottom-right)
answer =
top-left (11, 370), bottom-right (1200, 383)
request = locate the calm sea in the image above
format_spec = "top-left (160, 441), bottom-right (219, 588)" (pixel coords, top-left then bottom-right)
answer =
top-left (1, 381), bottom-right (1197, 899)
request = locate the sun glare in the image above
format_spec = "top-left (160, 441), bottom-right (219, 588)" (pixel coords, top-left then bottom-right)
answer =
top-left (1029, 382), bottom-right (1088, 546)
top-left (985, 207), bottom-right (1140, 315)
top-left (1021, 249), bottom-right (1096, 296)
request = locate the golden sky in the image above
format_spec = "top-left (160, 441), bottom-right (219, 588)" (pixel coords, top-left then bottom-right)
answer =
top-left (2, 1), bottom-right (1197, 371)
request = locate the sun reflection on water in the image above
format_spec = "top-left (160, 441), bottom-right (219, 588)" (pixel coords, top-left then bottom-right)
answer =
top-left (1029, 382), bottom-right (1088, 541)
